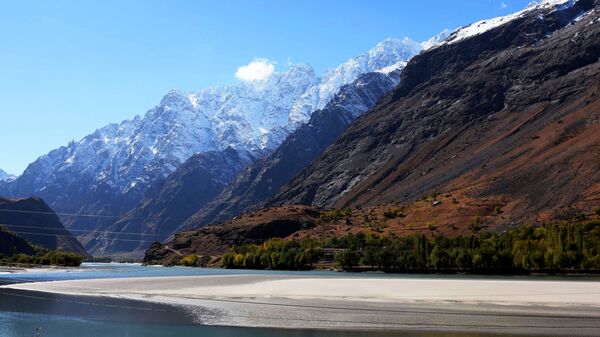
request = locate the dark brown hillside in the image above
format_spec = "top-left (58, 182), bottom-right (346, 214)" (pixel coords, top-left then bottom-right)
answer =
top-left (0, 197), bottom-right (87, 255)
top-left (144, 205), bottom-right (321, 265)
top-left (0, 227), bottom-right (36, 257)
top-left (269, 1), bottom-right (600, 226)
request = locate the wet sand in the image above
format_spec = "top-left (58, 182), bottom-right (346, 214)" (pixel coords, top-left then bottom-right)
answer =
top-left (4, 275), bottom-right (600, 336)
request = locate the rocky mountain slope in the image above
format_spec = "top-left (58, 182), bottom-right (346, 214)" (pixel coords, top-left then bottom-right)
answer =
top-left (0, 197), bottom-right (87, 255)
top-left (144, 205), bottom-right (322, 265)
top-left (84, 148), bottom-right (258, 256)
top-left (141, 0), bottom-right (600, 267)
top-left (0, 38), bottom-right (423, 256)
top-left (269, 0), bottom-right (600, 227)
top-left (145, 0), bottom-right (600, 266)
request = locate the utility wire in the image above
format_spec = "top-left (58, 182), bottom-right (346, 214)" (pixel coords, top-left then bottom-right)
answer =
top-left (6, 230), bottom-right (160, 243)
top-left (0, 208), bottom-right (190, 222)
top-left (2, 224), bottom-right (171, 237)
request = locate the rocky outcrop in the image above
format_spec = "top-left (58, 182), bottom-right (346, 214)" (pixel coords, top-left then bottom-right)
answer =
top-left (143, 205), bottom-right (321, 265)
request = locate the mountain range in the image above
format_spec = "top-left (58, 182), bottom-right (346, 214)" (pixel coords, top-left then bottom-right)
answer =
top-left (0, 35), bottom-right (434, 256)
top-left (146, 0), bottom-right (600, 263)
top-left (2, 0), bottom-right (598, 259)
top-left (96, 68), bottom-right (404, 256)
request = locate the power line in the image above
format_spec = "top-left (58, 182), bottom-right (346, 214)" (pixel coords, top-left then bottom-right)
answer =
top-left (7, 230), bottom-right (160, 243)
top-left (0, 208), bottom-right (190, 222)
top-left (2, 224), bottom-right (171, 237)
top-left (0, 208), bottom-right (122, 218)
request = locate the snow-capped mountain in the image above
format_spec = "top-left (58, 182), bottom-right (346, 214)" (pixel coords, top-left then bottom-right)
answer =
top-left (441, 0), bottom-right (578, 45)
top-left (0, 169), bottom-right (14, 182)
top-left (93, 68), bottom-right (405, 256)
top-left (0, 37), bottom-right (424, 232)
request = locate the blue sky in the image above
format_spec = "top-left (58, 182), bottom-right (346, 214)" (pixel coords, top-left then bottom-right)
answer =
top-left (0, 0), bottom-right (532, 175)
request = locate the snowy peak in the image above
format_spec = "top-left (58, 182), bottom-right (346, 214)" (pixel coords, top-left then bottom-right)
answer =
top-left (442, 0), bottom-right (577, 45)
top-left (421, 29), bottom-right (453, 50)
top-left (366, 37), bottom-right (423, 69)
top-left (288, 36), bottom-right (422, 127)
top-left (4, 34), bottom-right (424, 224)
top-left (0, 169), bottom-right (15, 182)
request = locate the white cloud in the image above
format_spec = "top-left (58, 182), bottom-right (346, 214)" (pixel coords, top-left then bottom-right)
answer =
top-left (235, 58), bottom-right (275, 82)
top-left (500, 1), bottom-right (508, 8)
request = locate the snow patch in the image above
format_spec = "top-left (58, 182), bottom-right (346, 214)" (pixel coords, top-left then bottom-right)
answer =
top-left (442, 0), bottom-right (576, 45)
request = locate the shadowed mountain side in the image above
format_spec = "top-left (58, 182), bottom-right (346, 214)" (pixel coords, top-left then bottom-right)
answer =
top-left (0, 197), bottom-right (87, 255)
top-left (0, 227), bottom-right (37, 257)
top-left (82, 148), bottom-right (257, 256)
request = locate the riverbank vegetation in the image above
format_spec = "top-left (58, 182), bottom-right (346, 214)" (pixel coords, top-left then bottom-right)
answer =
top-left (219, 220), bottom-right (600, 273)
top-left (0, 250), bottom-right (83, 267)
top-left (0, 226), bottom-right (84, 267)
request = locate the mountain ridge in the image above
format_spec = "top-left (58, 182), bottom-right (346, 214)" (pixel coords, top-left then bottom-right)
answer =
top-left (0, 37), bottom-right (423, 233)
top-left (267, 0), bottom-right (599, 226)
top-left (145, 0), bottom-right (600, 266)
top-left (94, 67), bottom-right (405, 256)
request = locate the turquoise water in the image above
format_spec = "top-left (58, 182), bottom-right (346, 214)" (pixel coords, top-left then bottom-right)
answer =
top-left (0, 262), bottom-right (342, 283)
top-left (3, 262), bottom-right (599, 283)
top-left (1, 263), bottom-right (597, 337)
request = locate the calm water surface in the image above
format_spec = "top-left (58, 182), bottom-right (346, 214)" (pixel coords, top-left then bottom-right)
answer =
top-left (1, 263), bottom-right (596, 337)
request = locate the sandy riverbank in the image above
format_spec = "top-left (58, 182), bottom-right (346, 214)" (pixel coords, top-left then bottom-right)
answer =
top-left (4, 275), bottom-right (600, 335)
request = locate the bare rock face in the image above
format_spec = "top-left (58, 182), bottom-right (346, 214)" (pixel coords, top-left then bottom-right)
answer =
top-left (269, 0), bottom-right (600, 225)
top-left (0, 197), bottom-right (87, 255)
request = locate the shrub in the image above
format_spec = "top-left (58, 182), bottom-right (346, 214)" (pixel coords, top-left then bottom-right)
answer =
top-left (319, 209), bottom-right (345, 222)
top-left (383, 208), bottom-right (405, 219)
top-left (181, 254), bottom-right (199, 267)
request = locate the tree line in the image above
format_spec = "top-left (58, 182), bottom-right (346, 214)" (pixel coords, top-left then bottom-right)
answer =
top-left (219, 220), bottom-right (600, 273)
top-left (0, 250), bottom-right (83, 267)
